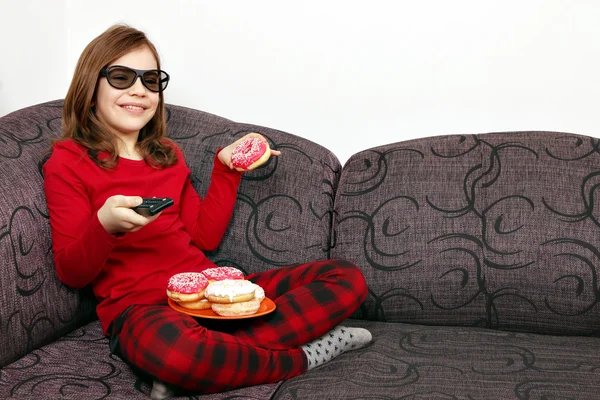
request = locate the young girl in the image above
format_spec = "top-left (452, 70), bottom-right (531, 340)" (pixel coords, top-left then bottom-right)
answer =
top-left (43, 24), bottom-right (371, 399)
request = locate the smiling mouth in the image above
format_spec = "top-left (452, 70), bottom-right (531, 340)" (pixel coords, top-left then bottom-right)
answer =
top-left (121, 105), bottom-right (147, 111)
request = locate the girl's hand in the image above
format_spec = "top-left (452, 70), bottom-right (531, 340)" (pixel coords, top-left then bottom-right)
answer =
top-left (218, 132), bottom-right (281, 170)
top-left (97, 195), bottom-right (161, 235)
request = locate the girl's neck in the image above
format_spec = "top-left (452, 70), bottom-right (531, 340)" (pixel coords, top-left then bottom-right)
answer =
top-left (116, 135), bottom-right (143, 160)
top-left (119, 146), bottom-right (143, 160)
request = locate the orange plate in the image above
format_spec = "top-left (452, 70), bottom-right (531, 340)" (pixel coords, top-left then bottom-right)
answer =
top-left (168, 297), bottom-right (276, 320)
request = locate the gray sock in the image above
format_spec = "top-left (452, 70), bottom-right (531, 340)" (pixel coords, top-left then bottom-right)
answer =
top-left (301, 326), bottom-right (372, 370)
top-left (150, 379), bottom-right (174, 400)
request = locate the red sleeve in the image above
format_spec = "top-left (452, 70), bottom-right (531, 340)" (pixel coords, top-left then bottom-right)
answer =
top-left (43, 149), bottom-right (122, 288)
top-left (179, 149), bottom-right (242, 251)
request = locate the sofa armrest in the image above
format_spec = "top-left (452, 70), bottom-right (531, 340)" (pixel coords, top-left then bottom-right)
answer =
top-left (0, 100), bottom-right (98, 367)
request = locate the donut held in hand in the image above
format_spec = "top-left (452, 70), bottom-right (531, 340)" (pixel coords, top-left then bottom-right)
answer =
top-left (167, 272), bottom-right (209, 302)
top-left (231, 137), bottom-right (271, 171)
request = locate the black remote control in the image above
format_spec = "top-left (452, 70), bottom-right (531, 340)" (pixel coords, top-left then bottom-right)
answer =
top-left (132, 197), bottom-right (174, 216)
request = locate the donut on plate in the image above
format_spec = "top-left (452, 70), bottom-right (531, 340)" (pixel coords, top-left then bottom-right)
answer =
top-left (166, 272), bottom-right (209, 302)
top-left (253, 284), bottom-right (265, 302)
top-left (205, 279), bottom-right (266, 316)
top-left (201, 266), bottom-right (245, 282)
top-left (176, 298), bottom-right (212, 310)
top-left (211, 298), bottom-right (261, 317)
top-left (205, 279), bottom-right (257, 304)
top-left (230, 136), bottom-right (271, 171)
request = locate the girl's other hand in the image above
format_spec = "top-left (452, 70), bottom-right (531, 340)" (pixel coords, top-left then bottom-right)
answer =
top-left (218, 132), bottom-right (281, 170)
top-left (97, 195), bottom-right (161, 235)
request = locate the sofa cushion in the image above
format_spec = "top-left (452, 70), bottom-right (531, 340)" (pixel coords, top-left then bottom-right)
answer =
top-left (274, 319), bottom-right (600, 399)
top-left (333, 132), bottom-right (600, 336)
top-left (0, 320), bottom-right (281, 399)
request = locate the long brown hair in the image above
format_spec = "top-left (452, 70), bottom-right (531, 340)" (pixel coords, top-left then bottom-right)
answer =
top-left (60, 24), bottom-right (177, 169)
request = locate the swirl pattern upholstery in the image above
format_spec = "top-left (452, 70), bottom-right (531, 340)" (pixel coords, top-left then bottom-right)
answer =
top-left (333, 133), bottom-right (600, 335)
top-left (1, 100), bottom-right (600, 399)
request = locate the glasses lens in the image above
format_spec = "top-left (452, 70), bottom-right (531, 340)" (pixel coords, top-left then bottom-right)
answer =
top-left (143, 70), bottom-right (169, 92)
top-left (142, 70), bottom-right (160, 91)
top-left (106, 67), bottom-right (136, 89)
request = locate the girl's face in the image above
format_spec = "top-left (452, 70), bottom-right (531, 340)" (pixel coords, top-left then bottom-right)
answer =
top-left (95, 46), bottom-right (160, 140)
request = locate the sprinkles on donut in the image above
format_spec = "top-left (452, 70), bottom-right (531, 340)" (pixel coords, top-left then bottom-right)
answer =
top-left (230, 136), bottom-right (271, 171)
top-left (201, 266), bottom-right (245, 282)
top-left (166, 272), bottom-right (209, 302)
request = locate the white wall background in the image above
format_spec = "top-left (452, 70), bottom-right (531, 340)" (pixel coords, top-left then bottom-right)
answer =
top-left (1, 0), bottom-right (599, 165)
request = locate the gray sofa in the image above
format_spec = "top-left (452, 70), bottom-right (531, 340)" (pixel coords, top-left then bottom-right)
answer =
top-left (2, 100), bottom-right (600, 399)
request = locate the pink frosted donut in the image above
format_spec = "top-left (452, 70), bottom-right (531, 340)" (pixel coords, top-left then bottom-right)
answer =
top-left (202, 266), bottom-right (245, 282)
top-left (166, 272), bottom-right (209, 302)
top-left (231, 137), bottom-right (271, 171)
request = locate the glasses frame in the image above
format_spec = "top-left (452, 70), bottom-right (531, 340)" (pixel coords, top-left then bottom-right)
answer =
top-left (99, 65), bottom-right (170, 93)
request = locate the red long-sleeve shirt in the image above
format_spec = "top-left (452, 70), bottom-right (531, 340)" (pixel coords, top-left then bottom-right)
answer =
top-left (43, 139), bottom-right (242, 335)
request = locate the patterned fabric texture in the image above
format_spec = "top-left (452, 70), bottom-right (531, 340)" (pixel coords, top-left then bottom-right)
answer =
top-left (1, 100), bottom-right (98, 368)
top-left (2, 100), bottom-right (600, 399)
top-left (275, 319), bottom-right (600, 399)
top-left (165, 103), bottom-right (341, 271)
top-left (334, 132), bottom-right (600, 336)
top-left (2, 321), bottom-right (281, 400)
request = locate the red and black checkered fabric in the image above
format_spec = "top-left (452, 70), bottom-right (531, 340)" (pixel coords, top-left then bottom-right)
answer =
top-left (112, 259), bottom-right (367, 393)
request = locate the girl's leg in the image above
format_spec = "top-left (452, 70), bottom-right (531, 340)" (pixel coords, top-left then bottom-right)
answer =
top-left (113, 304), bottom-right (306, 394)
top-left (239, 259), bottom-right (368, 349)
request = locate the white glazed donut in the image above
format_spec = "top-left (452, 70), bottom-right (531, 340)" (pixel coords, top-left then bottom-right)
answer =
top-left (253, 284), bottom-right (265, 301)
top-left (211, 298), bottom-right (262, 317)
top-left (205, 279), bottom-right (257, 304)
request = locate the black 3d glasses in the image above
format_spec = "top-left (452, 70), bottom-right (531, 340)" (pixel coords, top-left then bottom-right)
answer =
top-left (99, 65), bottom-right (170, 92)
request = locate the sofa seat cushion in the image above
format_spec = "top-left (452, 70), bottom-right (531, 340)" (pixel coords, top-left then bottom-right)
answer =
top-left (273, 319), bottom-right (600, 400)
top-left (0, 320), bottom-right (281, 399)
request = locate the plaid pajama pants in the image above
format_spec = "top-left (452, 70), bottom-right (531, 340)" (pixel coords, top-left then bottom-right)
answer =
top-left (110, 259), bottom-right (368, 394)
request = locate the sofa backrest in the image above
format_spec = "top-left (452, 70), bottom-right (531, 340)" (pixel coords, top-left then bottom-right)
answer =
top-left (0, 101), bottom-right (340, 367)
top-left (164, 103), bottom-right (341, 272)
top-left (333, 132), bottom-right (600, 336)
